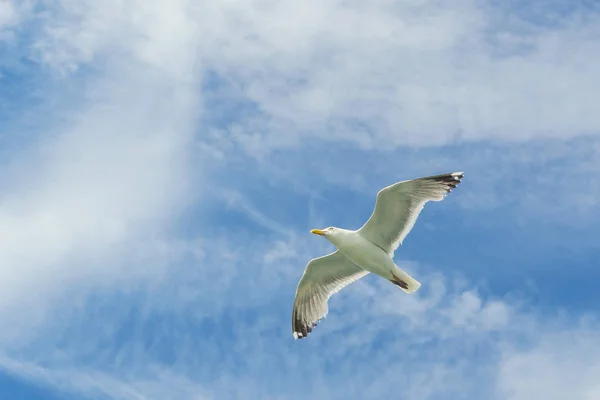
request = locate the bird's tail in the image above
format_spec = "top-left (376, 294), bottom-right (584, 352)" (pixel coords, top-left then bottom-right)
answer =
top-left (389, 267), bottom-right (421, 294)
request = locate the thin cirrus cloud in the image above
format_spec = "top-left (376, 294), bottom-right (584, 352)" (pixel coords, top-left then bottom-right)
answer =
top-left (196, 0), bottom-right (600, 153)
top-left (0, 0), bottom-right (600, 400)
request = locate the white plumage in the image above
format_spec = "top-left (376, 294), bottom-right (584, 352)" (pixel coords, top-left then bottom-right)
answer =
top-left (292, 172), bottom-right (464, 339)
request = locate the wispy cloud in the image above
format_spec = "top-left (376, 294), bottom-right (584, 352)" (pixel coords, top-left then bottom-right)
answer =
top-left (197, 0), bottom-right (600, 154)
top-left (0, 0), bottom-right (202, 368)
top-left (499, 324), bottom-right (600, 400)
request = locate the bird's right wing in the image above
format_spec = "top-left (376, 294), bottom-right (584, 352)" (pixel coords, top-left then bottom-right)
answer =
top-left (358, 172), bottom-right (464, 255)
top-left (292, 251), bottom-right (368, 339)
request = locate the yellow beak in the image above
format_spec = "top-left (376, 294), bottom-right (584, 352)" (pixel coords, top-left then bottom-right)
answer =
top-left (310, 229), bottom-right (325, 236)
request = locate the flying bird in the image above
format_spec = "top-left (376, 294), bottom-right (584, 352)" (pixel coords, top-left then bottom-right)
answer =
top-left (292, 172), bottom-right (464, 339)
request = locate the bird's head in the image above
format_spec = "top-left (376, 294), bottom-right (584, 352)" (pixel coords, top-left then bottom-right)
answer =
top-left (310, 226), bottom-right (339, 240)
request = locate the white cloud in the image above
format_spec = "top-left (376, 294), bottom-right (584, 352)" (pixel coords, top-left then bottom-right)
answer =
top-left (0, 1), bottom-right (16, 29)
top-left (0, 356), bottom-right (210, 400)
top-left (0, 0), bottom-right (30, 42)
top-left (0, 0), bottom-right (21, 24)
top-left (498, 323), bottom-right (600, 400)
top-left (183, 0), bottom-right (600, 223)
top-left (0, 0), bottom-right (202, 348)
top-left (30, 0), bottom-right (199, 77)
top-left (195, 0), bottom-right (600, 155)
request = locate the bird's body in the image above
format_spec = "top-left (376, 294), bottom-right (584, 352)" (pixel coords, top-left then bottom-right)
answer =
top-left (324, 228), bottom-right (420, 293)
top-left (292, 172), bottom-right (464, 339)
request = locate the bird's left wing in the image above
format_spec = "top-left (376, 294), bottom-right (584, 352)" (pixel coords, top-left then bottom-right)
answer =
top-left (292, 251), bottom-right (368, 339)
top-left (358, 172), bottom-right (464, 255)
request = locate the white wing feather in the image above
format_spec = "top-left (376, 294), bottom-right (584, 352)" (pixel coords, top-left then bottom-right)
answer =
top-left (358, 172), bottom-right (464, 255)
top-left (292, 251), bottom-right (368, 339)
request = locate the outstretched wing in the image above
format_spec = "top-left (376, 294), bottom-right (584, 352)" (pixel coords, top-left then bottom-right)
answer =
top-left (292, 251), bottom-right (368, 339)
top-left (358, 172), bottom-right (464, 255)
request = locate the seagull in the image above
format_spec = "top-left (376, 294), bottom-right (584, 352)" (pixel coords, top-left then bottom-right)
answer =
top-left (292, 172), bottom-right (464, 339)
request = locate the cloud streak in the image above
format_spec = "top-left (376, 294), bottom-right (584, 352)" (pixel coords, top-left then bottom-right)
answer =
top-left (197, 0), bottom-right (600, 154)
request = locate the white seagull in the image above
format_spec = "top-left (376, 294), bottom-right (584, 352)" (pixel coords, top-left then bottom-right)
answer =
top-left (292, 172), bottom-right (464, 339)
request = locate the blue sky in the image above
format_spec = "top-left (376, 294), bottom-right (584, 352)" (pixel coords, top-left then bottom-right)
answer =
top-left (1, 0), bottom-right (600, 399)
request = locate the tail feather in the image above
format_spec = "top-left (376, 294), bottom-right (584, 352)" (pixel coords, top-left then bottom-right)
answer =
top-left (389, 268), bottom-right (421, 294)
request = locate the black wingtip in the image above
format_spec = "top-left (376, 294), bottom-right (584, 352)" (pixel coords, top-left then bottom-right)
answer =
top-left (425, 171), bottom-right (464, 193)
top-left (389, 277), bottom-right (409, 290)
top-left (293, 322), bottom-right (316, 340)
top-left (292, 308), bottom-right (318, 340)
